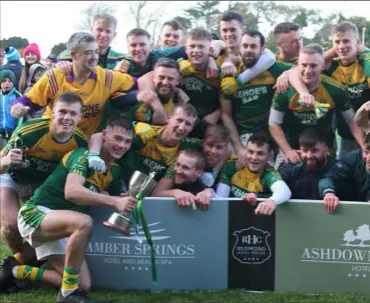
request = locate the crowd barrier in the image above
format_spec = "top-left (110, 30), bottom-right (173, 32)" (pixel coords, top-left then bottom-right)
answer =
top-left (86, 198), bottom-right (370, 294)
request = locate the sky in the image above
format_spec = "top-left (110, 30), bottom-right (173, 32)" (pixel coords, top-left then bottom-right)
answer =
top-left (1, 1), bottom-right (369, 58)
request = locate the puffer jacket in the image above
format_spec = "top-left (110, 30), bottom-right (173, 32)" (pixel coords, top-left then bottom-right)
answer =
top-left (0, 87), bottom-right (21, 136)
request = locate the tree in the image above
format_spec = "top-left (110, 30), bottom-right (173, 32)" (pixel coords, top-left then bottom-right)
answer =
top-left (173, 16), bottom-right (192, 31)
top-left (343, 230), bottom-right (356, 245)
top-left (0, 36), bottom-right (29, 50)
top-left (346, 16), bottom-right (370, 48)
top-left (127, 1), bottom-right (170, 44)
top-left (183, 1), bottom-right (221, 32)
top-left (51, 43), bottom-right (67, 57)
top-left (356, 224), bottom-right (370, 246)
top-left (311, 13), bottom-right (338, 50)
top-left (76, 2), bottom-right (116, 31)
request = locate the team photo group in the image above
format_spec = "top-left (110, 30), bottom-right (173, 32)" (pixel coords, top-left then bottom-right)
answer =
top-left (0, 5), bottom-right (369, 303)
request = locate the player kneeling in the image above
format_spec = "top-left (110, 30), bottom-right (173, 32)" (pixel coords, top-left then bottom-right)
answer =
top-left (1, 116), bottom-right (137, 303)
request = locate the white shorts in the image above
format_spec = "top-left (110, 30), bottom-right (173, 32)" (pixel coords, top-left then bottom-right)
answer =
top-left (18, 204), bottom-right (68, 261)
top-left (0, 173), bottom-right (40, 200)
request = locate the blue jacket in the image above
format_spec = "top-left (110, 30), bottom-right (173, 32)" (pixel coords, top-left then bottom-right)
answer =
top-left (0, 87), bottom-right (22, 135)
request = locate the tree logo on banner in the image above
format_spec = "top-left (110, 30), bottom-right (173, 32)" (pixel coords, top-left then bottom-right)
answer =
top-left (232, 227), bottom-right (271, 264)
top-left (342, 224), bottom-right (370, 247)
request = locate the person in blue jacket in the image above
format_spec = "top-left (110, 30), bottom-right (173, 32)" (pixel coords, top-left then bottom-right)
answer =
top-left (0, 70), bottom-right (22, 149)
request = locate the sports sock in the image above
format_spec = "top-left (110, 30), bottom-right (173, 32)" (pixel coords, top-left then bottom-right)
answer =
top-left (61, 267), bottom-right (79, 297)
top-left (12, 265), bottom-right (45, 281)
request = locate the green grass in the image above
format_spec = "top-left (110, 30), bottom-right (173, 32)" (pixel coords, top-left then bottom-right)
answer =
top-left (1, 242), bottom-right (370, 303)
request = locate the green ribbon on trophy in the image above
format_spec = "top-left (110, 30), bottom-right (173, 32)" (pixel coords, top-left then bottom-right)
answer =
top-left (131, 191), bottom-right (157, 283)
top-left (103, 171), bottom-right (158, 283)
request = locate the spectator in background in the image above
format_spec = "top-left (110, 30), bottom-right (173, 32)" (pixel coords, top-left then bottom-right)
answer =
top-left (0, 47), bottom-right (23, 89)
top-left (44, 54), bottom-right (58, 70)
top-left (19, 43), bottom-right (42, 93)
top-left (0, 70), bottom-right (21, 149)
top-left (24, 64), bottom-right (47, 94)
top-left (24, 63), bottom-right (47, 121)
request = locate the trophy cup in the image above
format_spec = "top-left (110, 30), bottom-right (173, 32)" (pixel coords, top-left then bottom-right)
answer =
top-left (103, 171), bottom-right (157, 236)
top-left (12, 136), bottom-right (30, 169)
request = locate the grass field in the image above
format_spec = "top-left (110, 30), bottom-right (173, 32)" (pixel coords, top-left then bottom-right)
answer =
top-left (1, 243), bottom-right (370, 303)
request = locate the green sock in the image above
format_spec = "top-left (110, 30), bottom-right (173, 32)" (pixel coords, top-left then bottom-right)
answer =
top-left (12, 265), bottom-right (45, 281)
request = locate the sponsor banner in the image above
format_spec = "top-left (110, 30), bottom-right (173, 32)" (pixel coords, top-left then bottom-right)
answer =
top-left (275, 201), bottom-right (370, 295)
top-left (228, 200), bottom-right (275, 290)
top-left (87, 198), bottom-right (229, 291)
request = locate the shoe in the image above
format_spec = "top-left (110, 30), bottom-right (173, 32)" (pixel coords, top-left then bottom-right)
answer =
top-left (57, 288), bottom-right (106, 303)
top-left (0, 256), bottom-right (20, 290)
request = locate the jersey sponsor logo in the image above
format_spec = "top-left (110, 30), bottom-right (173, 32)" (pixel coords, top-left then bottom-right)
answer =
top-left (142, 157), bottom-right (166, 173)
top-left (347, 82), bottom-right (369, 102)
top-left (293, 111), bottom-right (318, 125)
top-left (88, 184), bottom-right (100, 192)
top-left (182, 77), bottom-right (212, 92)
top-left (231, 185), bottom-right (247, 198)
top-left (82, 104), bottom-right (101, 118)
top-left (30, 158), bottom-right (58, 173)
top-left (234, 87), bottom-right (268, 104)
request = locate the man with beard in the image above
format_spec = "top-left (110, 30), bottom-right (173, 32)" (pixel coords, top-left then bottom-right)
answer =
top-left (88, 103), bottom-right (201, 182)
top-left (217, 11), bottom-right (277, 95)
top-left (273, 22), bottom-right (303, 65)
top-left (59, 13), bottom-right (126, 70)
top-left (108, 58), bottom-right (182, 126)
top-left (0, 116), bottom-right (137, 303)
top-left (269, 44), bottom-right (364, 169)
top-left (216, 132), bottom-right (291, 216)
top-left (319, 134), bottom-right (370, 213)
top-left (0, 93), bottom-right (88, 293)
top-left (10, 32), bottom-right (136, 138)
top-left (151, 149), bottom-right (215, 210)
top-left (278, 128), bottom-right (337, 199)
top-left (220, 30), bottom-right (293, 162)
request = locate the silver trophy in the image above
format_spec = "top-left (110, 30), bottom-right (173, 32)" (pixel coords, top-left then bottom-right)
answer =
top-left (103, 171), bottom-right (157, 236)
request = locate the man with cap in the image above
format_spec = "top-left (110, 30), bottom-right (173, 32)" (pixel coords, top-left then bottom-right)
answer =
top-left (0, 70), bottom-right (22, 149)
top-left (0, 47), bottom-right (23, 89)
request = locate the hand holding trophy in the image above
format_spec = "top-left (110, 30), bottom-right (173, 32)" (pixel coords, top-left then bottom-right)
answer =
top-left (103, 170), bottom-right (156, 236)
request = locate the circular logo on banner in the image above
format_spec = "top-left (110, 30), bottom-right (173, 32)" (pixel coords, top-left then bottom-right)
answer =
top-left (232, 227), bottom-right (272, 264)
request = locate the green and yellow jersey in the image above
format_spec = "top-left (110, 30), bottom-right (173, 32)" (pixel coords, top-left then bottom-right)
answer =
top-left (178, 59), bottom-right (221, 119)
top-left (23, 148), bottom-right (122, 214)
top-left (223, 61), bottom-right (293, 135)
top-left (271, 75), bottom-right (351, 149)
top-left (131, 122), bottom-right (202, 180)
top-left (25, 66), bottom-right (135, 137)
top-left (2, 118), bottom-right (88, 184)
top-left (324, 51), bottom-right (370, 139)
top-left (219, 159), bottom-right (282, 198)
